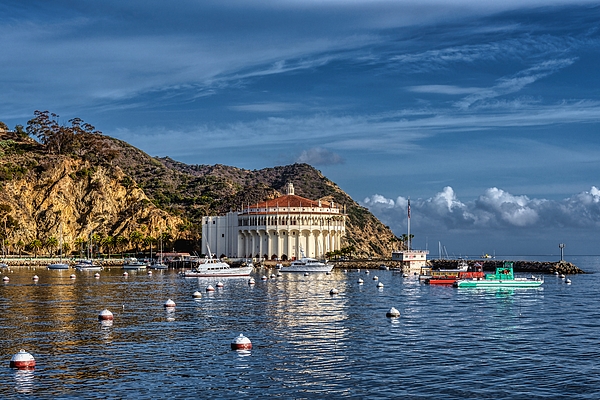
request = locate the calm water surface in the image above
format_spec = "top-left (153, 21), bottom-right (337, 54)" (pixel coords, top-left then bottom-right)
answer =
top-left (0, 256), bottom-right (599, 399)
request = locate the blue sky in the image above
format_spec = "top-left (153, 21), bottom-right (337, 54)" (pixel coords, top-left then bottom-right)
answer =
top-left (2, 1), bottom-right (600, 256)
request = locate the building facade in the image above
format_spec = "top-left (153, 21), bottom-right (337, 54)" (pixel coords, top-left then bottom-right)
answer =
top-left (202, 183), bottom-right (346, 260)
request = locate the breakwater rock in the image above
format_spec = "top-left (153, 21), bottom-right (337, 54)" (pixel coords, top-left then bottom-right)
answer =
top-left (429, 259), bottom-right (585, 274)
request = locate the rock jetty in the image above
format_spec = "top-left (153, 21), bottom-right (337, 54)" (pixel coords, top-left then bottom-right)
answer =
top-left (429, 259), bottom-right (585, 274)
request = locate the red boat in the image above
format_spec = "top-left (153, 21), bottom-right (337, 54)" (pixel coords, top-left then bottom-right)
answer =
top-left (424, 262), bottom-right (484, 285)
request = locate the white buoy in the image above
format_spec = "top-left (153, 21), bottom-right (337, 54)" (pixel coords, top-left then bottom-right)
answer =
top-left (2, 276), bottom-right (9, 282)
top-left (358, 278), bottom-right (363, 284)
top-left (402, 273), bottom-right (408, 278)
top-left (98, 309), bottom-right (114, 321)
top-left (329, 288), bottom-right (339, 295)
top-left (270, 274), bottom-right (276, 279)
top-left (94, 273), bottom-right (100, 278)
top-left (343, 269), bottom-right (347, 273)
top-left (554, 271), bottom-right (559, 275)
top-left (231, 334), bottom-right (252, 350)
top-left (216, 281), bottom-right (224, 288)
top-left (560, 274), bottom-right (565, 279)
top-left (123, 272), bottom-right (129, 277)
top-left (565, 278), bottom-right (572, 284)
top-left (261, 275), bottom-right (268, 281)
top-left (70, 274), bottom-right (76, 279)
top-left (10, 350), bottom-right (36, 370)
top-left (304, 272), bottom-right (309, 276)
top-left (147, 270), bottom-right (152, 275)
top-left (248, 278), bottom-right (255, 285)
top-left (365, 270), bottom-right (370, 274)
top-left (32, 275), bottom-right (39, 281)
top-left (373, 276), bottom-right (378, 280)
top-left (377, 282), bottom-right (384, 288)
top-left (192, 291), bottom-right (202, 299)
top-left (164, 298), bottom-right (176, 308)
top-left (386, 307), bottom-right (400, 318)
top-left (276, 272), bottom-right (282, 277)
top-left (357, 268), bottom-right (360, 272)
top-left (206, 285), bottom-right (215, 292)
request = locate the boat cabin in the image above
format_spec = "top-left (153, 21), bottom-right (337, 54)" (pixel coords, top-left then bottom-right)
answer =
top-left (486, 262), bottom-right (514, 280)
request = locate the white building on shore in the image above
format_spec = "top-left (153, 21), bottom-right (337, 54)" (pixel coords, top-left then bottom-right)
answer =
top-left (202, 183), bottom-right (346, 260)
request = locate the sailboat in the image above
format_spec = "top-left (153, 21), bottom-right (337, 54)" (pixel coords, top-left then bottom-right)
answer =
top-left (48, 222), bottom-right (69, 270)
top-left (149, 233), bottom-right (168, 269)
top-left (74, 233), bottom-right (102, 271)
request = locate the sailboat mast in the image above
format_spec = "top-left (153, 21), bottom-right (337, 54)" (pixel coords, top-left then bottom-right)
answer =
top-left (407, 198), bottom-right (411, 251)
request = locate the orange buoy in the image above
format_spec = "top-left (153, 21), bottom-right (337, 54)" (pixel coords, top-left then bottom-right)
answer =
top-left (10, 350), bottom-right (35, 370)
top-left (98, 309), bottom-right (114, 321)
top-left (231, 334), bottom-right (252, 350)
top-left (164, 299), bottom-right (176, 308)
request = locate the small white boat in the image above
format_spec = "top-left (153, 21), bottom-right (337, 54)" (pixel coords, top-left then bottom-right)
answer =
top-left (74, 259), bottom-right (102, 271)
top-left (123, 257), bottom-right (147, 270)
top-left (48, 262), bottom-right (70, 270)
top-left (180, 256), bottom-right (253, 277)
top-left (279, 256), bottom-right (333, 273)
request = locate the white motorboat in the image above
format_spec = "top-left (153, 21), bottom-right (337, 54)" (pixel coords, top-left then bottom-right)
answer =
top-left (48, 262), bottom-right (70, 270)
top-left (74, 259), bottom-right (102, 271)
top-left (179, 256), bottom-right (253, 277)
top-left (123, 257), bottom-right (147, 270)
top-left (279, 256), bottom-right (333, 273)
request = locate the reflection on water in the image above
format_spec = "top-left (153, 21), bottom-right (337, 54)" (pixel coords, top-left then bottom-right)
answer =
top-left (0, 258), bottom-right (599, 398)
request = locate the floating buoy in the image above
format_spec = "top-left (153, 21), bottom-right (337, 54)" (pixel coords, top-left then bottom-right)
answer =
top-left (344, 269), bottom-right (347, 273)
top-left (365, 270), bottom-right (370, 274)
top-left (32, 275), bottom-right (39, 281)
top-left (2, 276), bottom-right (9, 282)
top-left (358, 278), bottom-right (363, 284)
top-left (216, 281), bottom-right (224, 288)
top-left (554, 271), bottom-right (559, 275)
top-left (164, 299), bottom-right (176, 308)
top-left (329, 288), bottom-right (339, 295)
top-left (357, 269), bottom-right (360, 272)
top-left (248, 278), bottom-right (255, 285)
top-left (560, 274), bottom-right (565, 279)
top-left (276, 272), bottom-right (282, 277)
top-left (326, 271), bottom-right (331, 275)
top-left (98, 309), bottom-right (114, 321)
top-left (10, 350), bottom-right (35, 370)
top-left (565, 278), bottom-right (572, 284)
top-left (373, 276), bottom-right (378, 280)
top-left (402, 273), bottom-right (408, 278)
top-left (192, 291), bottom-right (202, 299)
top-left (270, 274), bottom-right (276, 279)
top-left (231, 334), bottom-right (252, 350)
top-left (206, 285), bottom-right (215, 292)
top-left (377, 282), bottom-right (384, 288)
top-left (147, 271), bottom-right (152, 275)
top-left (304, 272), bottom-right (309, 276)
top-left (94, 273), bottom-right (100, 278)
top-left (386, 307), bottom-right (400, 318)
top-left (123, 272), bottom-right (129, 277)
top-left (70, 274), bottom-right (76, 279)
top-left (261, 275), bottom-right (268, 281)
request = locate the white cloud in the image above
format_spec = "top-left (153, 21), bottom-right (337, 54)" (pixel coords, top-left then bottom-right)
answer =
top-left (295, 147), bottom-right (344, 166)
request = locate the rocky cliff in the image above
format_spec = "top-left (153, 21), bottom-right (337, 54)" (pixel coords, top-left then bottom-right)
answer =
top-left (0, 115), bottom-right (400, 257)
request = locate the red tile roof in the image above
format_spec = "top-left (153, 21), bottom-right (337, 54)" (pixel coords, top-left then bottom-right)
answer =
top-left (251, 195), bottom-right (332, 209)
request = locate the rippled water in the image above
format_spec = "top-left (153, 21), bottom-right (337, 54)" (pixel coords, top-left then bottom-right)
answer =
top-left (0, 256), bottom-right (599, 399)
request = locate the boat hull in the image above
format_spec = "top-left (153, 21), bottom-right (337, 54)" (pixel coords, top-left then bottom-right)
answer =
top-left (48, 263), bottom-right (70, 270)
top-left (454, 279), bottom-right (543, 288)
top-left (279, 265), bottom-right (333, 273)
top-left (180, 266), bottom-right (253, 277)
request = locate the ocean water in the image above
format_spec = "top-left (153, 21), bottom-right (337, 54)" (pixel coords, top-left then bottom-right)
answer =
top-left (0, 256), bottom-right (598, 399)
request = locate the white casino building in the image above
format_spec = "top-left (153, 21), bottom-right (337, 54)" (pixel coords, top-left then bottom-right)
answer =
top-left (202, 183), bottom-right (346, 260)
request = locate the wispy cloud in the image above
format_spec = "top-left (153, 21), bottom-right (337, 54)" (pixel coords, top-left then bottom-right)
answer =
top-left (295, 147), bottom-right (344, 166)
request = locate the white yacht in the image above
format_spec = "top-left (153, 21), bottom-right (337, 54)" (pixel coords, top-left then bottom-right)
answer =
top-left (123, 257), bottom-right (147, 270)
top-left (279, 255), bottom-right (333, 273)
top-left (179, 256), bottom-right (253, 277)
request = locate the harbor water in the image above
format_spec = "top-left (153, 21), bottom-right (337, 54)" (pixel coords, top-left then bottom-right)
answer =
top-left (1, 256), bottom-right (599, 399)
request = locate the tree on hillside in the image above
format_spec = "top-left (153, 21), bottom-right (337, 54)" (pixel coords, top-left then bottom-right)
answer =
top-left (129, 231), bottom-right (143, 254)
top-left (28, 239), bottom-right (43, 258)
top-left (46, 236), bottom-right (58, 256)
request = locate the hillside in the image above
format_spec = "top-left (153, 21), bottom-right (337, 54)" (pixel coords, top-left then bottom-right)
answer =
top-left (0, 114), bottom-right (400, 257)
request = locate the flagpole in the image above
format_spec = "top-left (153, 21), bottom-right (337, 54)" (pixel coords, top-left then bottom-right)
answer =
top-left (407, 198), bottom-right (411, 251)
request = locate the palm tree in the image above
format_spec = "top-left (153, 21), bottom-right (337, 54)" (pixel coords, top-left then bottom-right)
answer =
top-left (74, 237), bottom-right (86, 257)
top-left (115, 235), bottom-right (128, 257)
top-left (101, 235), bottom-right (115, 259)
top-left (46, 236), bottom-right (59, 256)
top-left (15, 239), bottom-right (24, 258)
top-left (28, 239), bottom-right (43, 258)
top-left (91, 233), bottom-right (101, 258)
top-left (129, 231), bottom-right (143, 254)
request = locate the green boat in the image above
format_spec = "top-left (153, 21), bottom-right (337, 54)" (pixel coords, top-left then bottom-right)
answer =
top-left (453, 261), bottom-right (543, 288)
